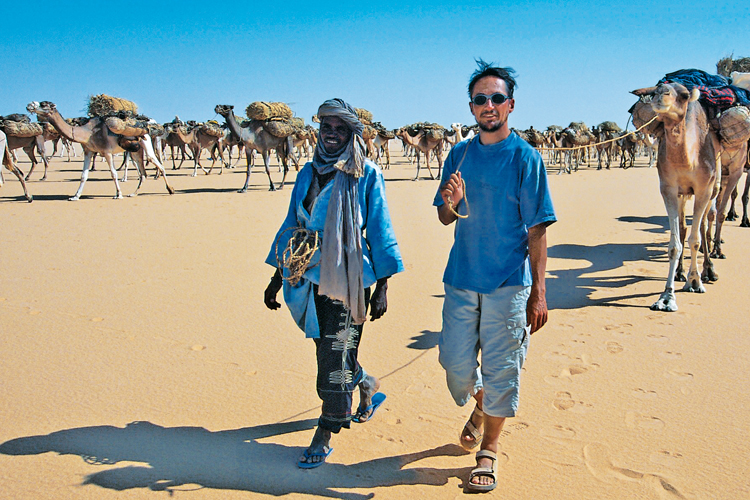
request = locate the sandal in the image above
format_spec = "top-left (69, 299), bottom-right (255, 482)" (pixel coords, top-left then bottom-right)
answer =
top-left (459, 406), bottom-right (483, 451)
top-left (466, 450), bottom-right (497, 493)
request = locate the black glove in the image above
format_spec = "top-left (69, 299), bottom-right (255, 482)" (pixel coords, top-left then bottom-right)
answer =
top-left (264, 269), bottom-right (283, 310)
top-left (369, 278), bottom-right (388, 321)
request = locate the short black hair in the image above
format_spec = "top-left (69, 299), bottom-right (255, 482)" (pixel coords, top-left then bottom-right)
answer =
top-left (468, 59), bottom-right (517, 99)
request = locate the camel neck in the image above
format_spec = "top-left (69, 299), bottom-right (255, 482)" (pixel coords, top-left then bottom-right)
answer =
top-left (46, 111), bottom-right (91, 144)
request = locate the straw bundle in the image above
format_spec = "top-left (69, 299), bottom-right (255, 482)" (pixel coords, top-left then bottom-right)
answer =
top-left (546, 125), bottom-right (562, 132)
top-left (245, 102), bottom-right (293, 121)
top-left (104, 116), bottom-right (149, 137)
top-left (355, 108), bottom-right (373, 125)
top-left (717, 55), bottom-right (750, 77)
top-left (88, 94), bottom-right (138, 117)
top-left (200, 121), bottom-right (224, 138)
top-left (598, 121), bottom-right (621, 133)
top-left (719, 106), bottom-right (750, 146)
top-left (66, 117), bottom-right (90, 126)
top-left (2, 121), bottom-right (43, 137)
top-left (567, 121), bottom-right (588, 131)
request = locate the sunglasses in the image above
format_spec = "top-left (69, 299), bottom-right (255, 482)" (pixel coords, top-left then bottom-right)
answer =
top-left (471, 93), bottom-right (510, 106)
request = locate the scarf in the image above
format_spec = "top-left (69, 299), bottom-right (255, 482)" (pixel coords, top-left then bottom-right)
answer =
top-left (313, 99), bottom-right (367, 324)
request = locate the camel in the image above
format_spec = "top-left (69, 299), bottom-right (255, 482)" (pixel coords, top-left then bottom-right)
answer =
top-left (640, 133), bottom-right (658, 168)
top-left (2, 125), bottom-right (50, 181)
top-left (618, 131), bottom-right (638, 169)
top-left (631, 82), bottom-right (719, 312)
top-left (0, 130), bottom-right (33, 202)
top-left (373, 133), bottom-right (392, 168)
top-left (214, 105), bottom-right (298, 192)
top-left (396, 126), bottom-right (443, 180)
top-left (726, 151), bottom-right (750, 227)
top-left (27, 101), bottom-right (174, 201)
top-left (591, 125), bottom-right (618, 170)
top-left (705, 140), bottom-right (749, 258)
top-left (168, 122), bottom-right (210, 177)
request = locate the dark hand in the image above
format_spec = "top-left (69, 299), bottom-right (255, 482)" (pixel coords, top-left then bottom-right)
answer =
top-left (526, 287), bottom-right (548, 334)
top-left (264, 270), bottom-right (283, 310)
top-left (369, 278), bottom-right (388, 321)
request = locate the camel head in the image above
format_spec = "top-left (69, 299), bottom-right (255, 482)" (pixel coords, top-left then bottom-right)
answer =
top-left (214, 104), bottom-right (234, 116)
top-left (26, 101), bottom-right (54, 116)
top-left (633, 83), bottom-right (699, 122)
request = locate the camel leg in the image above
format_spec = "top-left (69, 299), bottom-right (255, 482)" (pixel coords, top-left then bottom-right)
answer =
top-left (712, 144), bottom-right (747, 258)
top-left (684, 189), bottom-right (714, 293)
top-left (69, 151), bottom-right (97, 201)
top-left (35, 136), bottom-right (50, 181)
top-left (726, 185), bottom-right (738, 221)
top-left (138, 135), bottom-right (174, 195)
top-left (674, 197), bottom-right (688, 282)
top-left (436, 146), bottom-right (444, 180)
top-left (100, 152), bottom-right (124, 200)
top-left (741, 172), bottom-right (750, 227)
top-left (1, 142), bottom-right (33, 202)
top-left (651, 187), bottom-right (682, 311)
top-left (119, 152), bottom-right (130, 181)
top-left (413, 152), bottom-right (421, 181)
top-left (263, 151), bottom-right (276, 191)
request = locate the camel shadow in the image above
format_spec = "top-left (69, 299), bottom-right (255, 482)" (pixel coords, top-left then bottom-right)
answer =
top-left (547, 242), bottom-right (666, 309)
top-left (0, 420), bottom-right (468, 498)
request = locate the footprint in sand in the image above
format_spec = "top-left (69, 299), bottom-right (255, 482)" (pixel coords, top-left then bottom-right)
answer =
top-left (606, 341), bottom-right (624, 354)
top-left (625, 411), bottom-right (665, 430)
top-left (544, 362), bottom-right (598, 385)
top-left (553, 392), bottom-right (594, 413)
top-left (543, 351), bottom-right (575, 362)
top-left (540, 424), bottom-right (578, 440)
top-left (666, 369), bottom-right (693, 381)
top-left (632, 388), bottom-right (658, 400)
top-left (650, 450), bottom-right (684, 468)
top-left (647, 334), bottom-right (669, 343)
top-left (583, 443), bottom-right (686, 498)
top-left (603, 323), bottom-right (633, 331)
top-left (500, 421), bottom-right (529, 437)
top-left (660, 351), bottom-right (682, 360)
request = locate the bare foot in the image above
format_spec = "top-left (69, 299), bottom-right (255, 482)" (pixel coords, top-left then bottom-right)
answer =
top-left (299, 426), bottom-right (331, 466)
top-left (471, 454), bottom-right (495, 486)
top-left (354, 373), bottom-right (381, 422)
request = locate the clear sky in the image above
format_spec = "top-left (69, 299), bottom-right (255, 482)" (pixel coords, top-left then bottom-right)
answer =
top-left (2, 1), bottom-right (748, 132)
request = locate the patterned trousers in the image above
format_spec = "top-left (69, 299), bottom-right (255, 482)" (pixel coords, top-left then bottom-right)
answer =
top-left (313, 286), bottom-right (370, 433)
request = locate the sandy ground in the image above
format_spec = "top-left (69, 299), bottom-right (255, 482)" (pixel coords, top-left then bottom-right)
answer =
top-left (1, 143), bottom-right (749, 500)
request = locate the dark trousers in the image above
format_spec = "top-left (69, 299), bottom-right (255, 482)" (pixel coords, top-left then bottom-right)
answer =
top-left (313, 286), bottom-right (370, 433)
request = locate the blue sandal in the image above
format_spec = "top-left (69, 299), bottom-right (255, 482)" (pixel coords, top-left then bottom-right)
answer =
top-left (297, 447), bottom-right (333, 469)
top-left (352, 392), bottom-right (386, 423)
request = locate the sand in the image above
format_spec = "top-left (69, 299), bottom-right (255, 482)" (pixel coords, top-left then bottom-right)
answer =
top-left (1, 144), bottom-right (748, 499)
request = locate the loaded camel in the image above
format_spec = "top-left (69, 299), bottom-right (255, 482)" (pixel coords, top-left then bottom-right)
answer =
top-left (726, 150), bottom-right (750, 227)
top-left (214, 104), bottom-right (298, 192)
top-left (0, 130), bottom-right (33, 202)
top-left (1, 121), bottom-right (51, 181)
top-left (396, 125), bottom-right (444, 180)
top-left (27, 101), bottom-right (174, 200)
top-left (631, 82), bottom-right (719, 312)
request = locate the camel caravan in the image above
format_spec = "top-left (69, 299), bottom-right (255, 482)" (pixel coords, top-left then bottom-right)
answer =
top-left (4, 57), bottom-right (750, 207)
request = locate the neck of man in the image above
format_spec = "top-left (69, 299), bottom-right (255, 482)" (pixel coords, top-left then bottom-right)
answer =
top-left (478, 122), bottom-right (511, 146)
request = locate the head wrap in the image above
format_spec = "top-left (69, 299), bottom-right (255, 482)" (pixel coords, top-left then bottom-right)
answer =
top-left (312, 99), bottom-right (368, 323)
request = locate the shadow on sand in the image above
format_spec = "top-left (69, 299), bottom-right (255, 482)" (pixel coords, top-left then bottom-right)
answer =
top-left (0, 420), bottom-right (469, 499)
top-left (547, 241), bottom-right (667, 309)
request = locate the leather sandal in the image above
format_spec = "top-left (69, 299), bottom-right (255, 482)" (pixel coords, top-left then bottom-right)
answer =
top-left (459, 406), bottom-right (483, 451)
top-left (466, 449), bottom-right (497, 493)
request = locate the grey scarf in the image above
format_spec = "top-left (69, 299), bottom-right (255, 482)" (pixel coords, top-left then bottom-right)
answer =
top-left (313, 99), bottom-right (367, 324)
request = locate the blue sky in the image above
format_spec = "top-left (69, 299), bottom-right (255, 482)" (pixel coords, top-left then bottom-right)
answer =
top-left (2, 1), bottom-right (748, 131)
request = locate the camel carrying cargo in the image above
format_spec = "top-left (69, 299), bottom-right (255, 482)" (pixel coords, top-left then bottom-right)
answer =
top-left (200, 121), bottom-right (224, 138)
top-left (355, 108), bottom-right (373, 125)
top-left (104, 116), bottom-right (150, 137)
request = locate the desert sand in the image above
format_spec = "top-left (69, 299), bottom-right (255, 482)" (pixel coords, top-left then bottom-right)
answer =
top-left (1, 144), bottom-right (748, 500)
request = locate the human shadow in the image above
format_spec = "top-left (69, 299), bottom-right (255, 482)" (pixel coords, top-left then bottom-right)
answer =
top-left (0, 420), bottom-right (468, 498)
top-left (547, 242), bottom-right (666, 309)
top-left (406, 330), bottom-right (440, 350)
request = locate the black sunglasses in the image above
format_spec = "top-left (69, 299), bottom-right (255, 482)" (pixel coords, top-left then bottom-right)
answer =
top-left (471, 93), bottom-right (510, 106)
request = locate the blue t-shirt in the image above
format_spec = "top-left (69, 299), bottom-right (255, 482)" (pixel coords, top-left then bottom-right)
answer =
top-left (433, 132), bottom-right (556, 293)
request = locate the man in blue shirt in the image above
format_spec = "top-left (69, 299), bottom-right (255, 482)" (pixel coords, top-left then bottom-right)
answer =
top-left (434, 60), bottom-right (556, 493)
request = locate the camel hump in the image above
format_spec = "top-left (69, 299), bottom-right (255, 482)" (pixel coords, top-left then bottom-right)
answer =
top-left (631, 86), bottom-right (658, 96)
